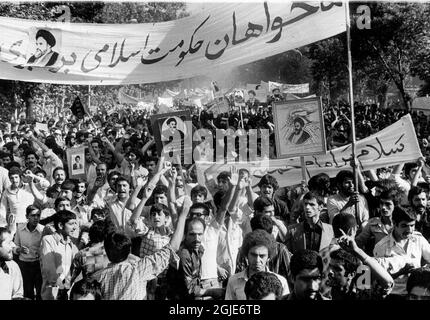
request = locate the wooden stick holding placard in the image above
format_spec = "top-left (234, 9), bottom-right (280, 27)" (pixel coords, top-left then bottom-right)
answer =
top-left (300, 156), bottom-right (307, 185)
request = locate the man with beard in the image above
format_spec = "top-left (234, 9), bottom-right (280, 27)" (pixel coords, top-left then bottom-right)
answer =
top-left (0, 227), bottom-right (24, 300)
top-left (327, 232), bottom-right (393, 300)
top-left (356, 189), bottom-right (401, 254)
top-left (287, 117), bottom-right (311, 145)
top-left (374, 206), bottom-right (430, 297)
top-left (283, 249), bottom-right (328, 300)
top-left (225, 229), bottom-right (289, 300)
top-left (327, 170), bottom-right (369, 229)
top-left (285, 192), bottom-right (334, 253)
top-left (408, 186), bottom-right (430, 241)
top-left (27, 29), bottom-right (59, 67)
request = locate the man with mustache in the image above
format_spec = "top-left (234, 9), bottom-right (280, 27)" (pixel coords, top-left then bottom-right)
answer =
top-left (408, 186), bottom-right (430, 241)
top-left (374, 206), bottom-right (430, 298)
top-left (327, 170), bottom-right (369, 229)
top-left (27, 29), bottom-right (59, 67)
top-left (225, 229), bottom-right (289, 300)
top-left (283, 249), bottom-right (328, 300)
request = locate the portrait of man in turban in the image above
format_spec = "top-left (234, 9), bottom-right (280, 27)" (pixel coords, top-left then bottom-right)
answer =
top-left (27, 29), bottom-right (59, 67)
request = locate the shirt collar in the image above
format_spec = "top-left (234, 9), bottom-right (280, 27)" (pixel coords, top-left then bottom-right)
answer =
top-left (53, 232), bottom-right (73, 246)
top-left (304, 219), bottom-right (323, 232)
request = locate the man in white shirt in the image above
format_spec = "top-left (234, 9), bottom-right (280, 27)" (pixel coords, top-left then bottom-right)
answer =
top-left (0, 167), bottom-right (35, 233)
top-left (374, 206), bottom-right (430, 297)
top-left (40, 210), bottom-right (78, 300)
top-left (0, 227), bottom-right (24, 300)
top-left (327, 170), bottom-right (369, 228)
top-left (13, 205), bottom-right (44, 300)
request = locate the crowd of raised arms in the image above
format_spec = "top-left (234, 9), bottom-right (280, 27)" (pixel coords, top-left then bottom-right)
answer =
top-left (1, 89), bottom-right (430, 301)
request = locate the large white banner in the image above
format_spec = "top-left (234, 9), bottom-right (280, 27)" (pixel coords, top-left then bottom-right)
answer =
top-left (196, 115), bottom-right (423, 188)
top-left (0, 2), bottom-right (345, 85)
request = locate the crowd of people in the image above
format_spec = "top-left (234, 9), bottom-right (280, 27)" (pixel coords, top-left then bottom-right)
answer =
top-left (1, 87), bottom-right (430, 301)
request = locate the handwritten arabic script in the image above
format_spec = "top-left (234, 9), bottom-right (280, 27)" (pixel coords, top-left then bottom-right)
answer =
top-left (0, 2), bottom-right (342, 75)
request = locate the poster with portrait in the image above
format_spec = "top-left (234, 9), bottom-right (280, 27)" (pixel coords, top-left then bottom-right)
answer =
top-left (150, 110), bottom-right (192, 164)
top-left (273, 97), bottom-right (326, 158)
top-left (25, 28), bottom-right (62, 68)
top-left (67, 146), bottom-right (86, 179)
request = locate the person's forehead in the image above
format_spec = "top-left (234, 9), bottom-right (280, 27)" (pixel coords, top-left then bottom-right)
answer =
top-left (263, 205), bottom-right (274, 211)
top-left (399, 220), bottom-right (415, 226)
top-left (304, 198), bottom-right (318, 205)
top-left (297, 267), bottom-right (321, 278)
top-left (188, 220), bottom-right (204, 232)
top-left (249, 245), bottom-right (269, 254)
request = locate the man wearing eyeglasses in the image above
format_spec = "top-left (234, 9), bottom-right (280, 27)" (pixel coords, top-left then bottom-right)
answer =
top-left (13, 205), bottom-right (44, 300)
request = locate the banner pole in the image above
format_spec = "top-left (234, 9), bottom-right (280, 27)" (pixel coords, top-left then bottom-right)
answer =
top-left (300, 156), bottom-right (307, 184)
top-left (345, 1), bottom-right (360, 224)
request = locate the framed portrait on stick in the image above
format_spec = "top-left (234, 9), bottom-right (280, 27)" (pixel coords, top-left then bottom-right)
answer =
top-left (150, 110), bottom-right (192, 164)
top-left (67, 146), bottom-right (86, 179)
top-left (272, 97), bottom-right (326, 159)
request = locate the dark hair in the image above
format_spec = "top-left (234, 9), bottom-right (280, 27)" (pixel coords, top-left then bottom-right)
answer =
top-left (153, 185), bottom-right (168, 196)
top-left (116, 176), bottom-right (130, 188)
top-left (53, 166), bottom-right (65, 175)
top-left (253, 196), bottom-right (274, 213)
top-left (107, 170), bottom-right (121, 181)
top-left (290, 249), bottom-right (323, 278)
top-left (217, 171), bottom-right (231, 182)
top-left (184, 217), bottom-right (206, 235)
top-left (244, 271), bottom-right (283, 300)
top-left (408, 186), bottom-right (427, 204)
top-left (150, 203), bottom-right (171, 217)
top-left (241, 229), bottom-right (274, 259)
top-left (8, 166), bottom-right (22, 177)
top-left (5, 162), bottom-right (21, 171)
top-left (70, 279), bottom-right (102, 300)
top-left (293, 117), bottom-right (305, 127)
top-left (248, 90), bottom-right (256, 96)
top-left (407, 265), bottom-right (430, 294)
top-left (89, 220), bottom-right (106, 244)
top-left (25, 150), bottom-right (39, 161)
top-left (189, 203), bottom-right (210, 217)
top-left (332, 213), bottom-right (357, 238)
top-left (257, 174), bottom-right (279, 191)
top-left (36, 29), bottom-right (56, 47)
top-left (90, 208), bottom-right (106, 221)
top-left (54, 196), bottom-right (70, 209)
top-left (392, 206), bottom-right (416, 225)
top-left (61, 180), bottom-right (76, 192)
top-left (303, 191), bottom-right (325, 206)
top-left (34, 168), bottom-right (47, 177)
top-left (104, 232), bottom-right (131, 263)
top-left (250, 214), bottom-right (274, 234)
top-left (335, 170), bottom-right (354, 186)
top-left (330, 249), bottom-right (361, 277)
top-left (191, 185), bottom-right (208, 199)
top-left (404, 162), bottom-right (419, 177)
top-left (375, 179), bottom-right (399, 193)
top-left (26, 205), bottom-right (40, 217)
top-left (0, 227), bottom-right (10, 245)
top-left (308, 173), bottom-right (331, 196)
top-left (213, 190), bottom-right (226, 209)
top-left (377, 189), bottom-right (400, 207)
top-left (75, 155), bottom-right (81, 161)
top-left (54, 210), bottom-right (76, 231)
